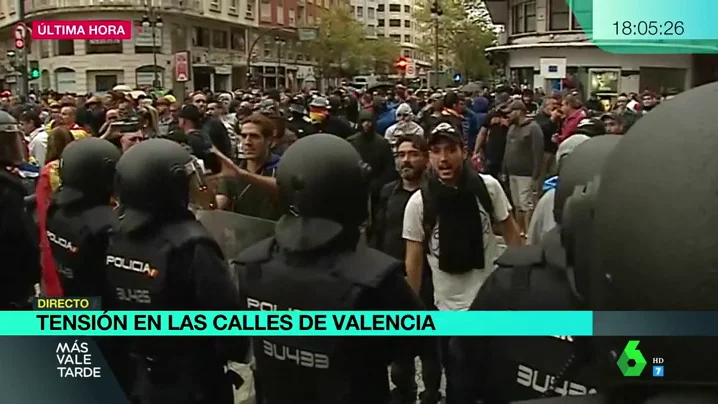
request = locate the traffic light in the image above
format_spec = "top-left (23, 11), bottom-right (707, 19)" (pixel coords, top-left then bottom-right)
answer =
top-left (395, 57), bottom-right (408, 73)
top-left (28, 61), bottom-right (39, 80)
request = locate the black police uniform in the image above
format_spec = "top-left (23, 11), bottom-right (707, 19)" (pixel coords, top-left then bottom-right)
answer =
top-left (519, 85), bottom-right (718, 403)
top-left (45, 138), bottom-right (133, 397)
top-left (233, 134), bottom-right (429, 404)
top-left (106, 139), bottom-right (247, 404)
top-left (45, 138), bottom-right (121, 298)
top-left (0, 110), bottom-right (40, 309)
top-left (451, 136), bottom-right (624, 403)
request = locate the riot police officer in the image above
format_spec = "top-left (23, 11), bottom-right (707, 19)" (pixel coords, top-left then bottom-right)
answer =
top-left (46, 137), bottom-right (134, 396)
top-left (451, 136), bottom-right (622, 403)
top-left (107, 138), bottom-right (247, 404)
top-left (233, 134), bottom-right (429, 404)
top-left (0, 110), bottom-right (39, 308)
top-left (513, 82), bottom-right (718, 403)
top-left (46, 137), bottom-right (120, 297)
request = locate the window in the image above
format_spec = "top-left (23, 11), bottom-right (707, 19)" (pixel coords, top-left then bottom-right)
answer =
top-left (403, 49), bottom-right (411, 57)
top-left (389, 34), bottom-right (400, 42)
top-left (403, 35), bottom-right (411, 43)
top-left (368, 7), bottom-right (375, 18)
top-left (229, 0), bottom-right (238, 12)
top-left (350, 6), bottom-right (355, 13)
top-left (298, 6), bottom-right (305, 22)
top-left (231, 28), bottom-right (246, 51)
top-left (95, 75), bottom-right (118, 92)
top-left (389, 19), bottom-right (401, 27)
top-left (549, 0), bottom-right (569, 30)
top-left (193, 27), bottom-right (210, 47)
top-left (85, 40), bottom-right (123, 54)
top-left (210, 0), bottom-right (221, 11)
top-left (570, 0), bottom-right (588, 30)
top-left (389, 4), bottom-right (400, 12)
top-left (377, 4), bottom-right (384, 11)
top-left (404, 20), bottom-right (411, 28)
top-left (56, 40), bottom-right (74, 56)
top-left (510, 0), bottom-right (536, 34)
top-left (378, 19), bottom-right (385, 27)
top-left (404, 5), bottom-right (410, 12)
top-left (357, 6), bottom-right (363, 17)
top-left (212, 30), bottom-right (228, 49)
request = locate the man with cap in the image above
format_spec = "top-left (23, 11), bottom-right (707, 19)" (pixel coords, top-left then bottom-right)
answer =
top-left (450, 135), bottom-right (622, 403)
top-left (106, 139), bottom-right (248, 404)
top-left (176, 104), bottom-right (221, 173)
top-left (309, 96), bottom-right (353, 138)
top-left (513, 76), bottom-right (718, 404)
top-left (600, 112), bottom-right (625, 135)
top-left (155, 96), bottom-right (175, 137)
top-left (502, 99), bottom-right (544, 235)
top-left (403, 123), bottom-right (522, 402)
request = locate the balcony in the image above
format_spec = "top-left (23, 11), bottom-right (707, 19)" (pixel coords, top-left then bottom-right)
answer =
top-left (25, 0), bottom-right (204, 15)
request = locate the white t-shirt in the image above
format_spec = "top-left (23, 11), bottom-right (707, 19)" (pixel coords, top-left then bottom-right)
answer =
top-left (402, 174), bottom-right (512, 311)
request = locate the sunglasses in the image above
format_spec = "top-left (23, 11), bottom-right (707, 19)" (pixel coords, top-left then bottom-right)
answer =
top-left (126, 136), bottom-right (144, 143)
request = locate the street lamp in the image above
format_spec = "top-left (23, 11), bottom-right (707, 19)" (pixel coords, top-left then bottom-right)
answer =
top-left (275, 36), bottom-right (287, 88)
top-left (430, 0), bottom-right (443, 89)
top-left (142, 9), bottom-right (163, 89)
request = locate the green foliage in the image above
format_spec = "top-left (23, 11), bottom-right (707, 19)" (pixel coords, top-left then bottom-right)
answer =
top-left (303, 8), bottom-right (401, 78)
top-left (361, 37), bottom-right (402, 74)
top-left (414, 0), bottom-right (497, 80)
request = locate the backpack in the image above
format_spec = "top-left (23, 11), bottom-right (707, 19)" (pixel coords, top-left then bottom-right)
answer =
top-left (420, 166), bottom-right (495, 253)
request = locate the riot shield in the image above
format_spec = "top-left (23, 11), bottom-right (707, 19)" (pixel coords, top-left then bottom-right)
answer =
top-left (195, 210), bottom-right (276, 261)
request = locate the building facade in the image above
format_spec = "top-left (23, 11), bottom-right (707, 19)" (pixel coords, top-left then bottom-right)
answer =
top-left (485, 0), bottom-right (718, 97)
top-left (348, 0), bottom-right (429, 78)
top-left (0, 0), bottom-right (333, 94)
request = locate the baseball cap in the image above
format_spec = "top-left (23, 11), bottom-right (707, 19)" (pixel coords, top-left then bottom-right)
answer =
top-left (428, 122), bottom-right (462, 146)
top-left (556, 134), bottom-right (590, 165)
top-left (177, 104), bottom-right (202, 123)
top-left (600, 111), bottom-right (624, 124)
top-left (500, 100), bottom-right (527, 114)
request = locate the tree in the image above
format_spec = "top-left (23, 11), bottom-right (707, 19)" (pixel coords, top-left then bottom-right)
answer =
top-left (303, 8), bottom-right (366, 83)
top-left (414, 0), bottom-right (497, 81)
top-left (361, 37), bottom-right (402, 74)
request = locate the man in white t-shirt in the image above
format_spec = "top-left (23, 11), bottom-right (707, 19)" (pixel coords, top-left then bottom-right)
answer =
top-left (403, 124), bottom-right (523, 312)
top-left (402, 123), bottom-right (522, 401)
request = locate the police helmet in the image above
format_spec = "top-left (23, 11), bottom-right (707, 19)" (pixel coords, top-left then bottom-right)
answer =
top-left (275, 133), bottom-right (370, 251)
top-left (56, 138), bottom-right (121, 206)
top-left (114, 138), bottom-right (195, 233)
top-left (554, 135), bottom-right (621, 226)
top-left (564, 82), bottom-right (718, 387)
top-left (574, 117), bottom-right (606, 137)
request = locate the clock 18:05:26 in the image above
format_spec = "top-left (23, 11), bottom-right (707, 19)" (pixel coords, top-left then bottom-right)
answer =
top-left (613, 21), bottom-right (685, 36)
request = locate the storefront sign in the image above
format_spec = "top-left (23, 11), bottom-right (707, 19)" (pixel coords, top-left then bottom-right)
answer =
top-left (174, 51), bottom-right (190, 82)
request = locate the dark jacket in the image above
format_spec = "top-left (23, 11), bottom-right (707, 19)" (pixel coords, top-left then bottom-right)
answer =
top-left (0, 168), bottom-right (40, 306)
top-left (347, 111), bottom-right (398, 200)
top-left (201, 116), bottom-right (233, 158)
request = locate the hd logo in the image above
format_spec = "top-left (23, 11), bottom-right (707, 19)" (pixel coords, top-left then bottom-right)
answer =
top-left (106, 256), bottom-right (159, 278)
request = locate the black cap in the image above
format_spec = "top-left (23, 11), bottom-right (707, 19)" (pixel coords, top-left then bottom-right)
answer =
top-left (178, 104), bottom-right (202, 125)
top-left (428, 122), bottom-right (462, 146)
